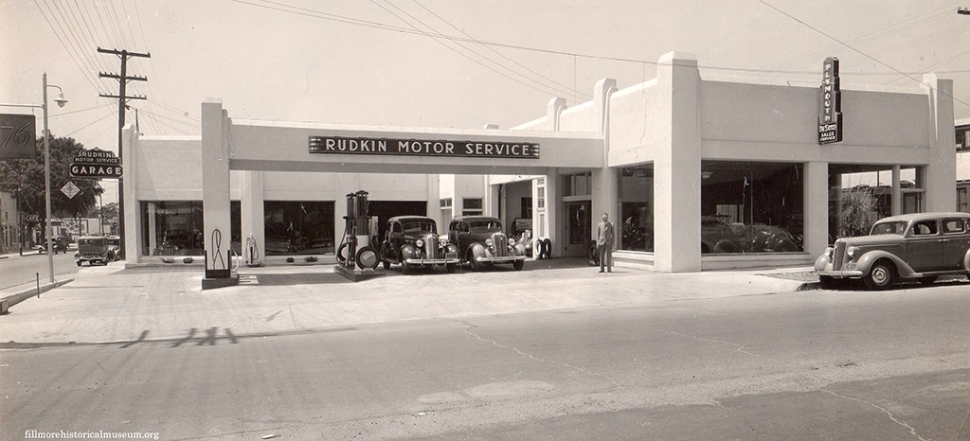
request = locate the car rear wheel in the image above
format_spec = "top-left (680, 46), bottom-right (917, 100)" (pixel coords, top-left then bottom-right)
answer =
top-left (864, 261), bottom-right (895, 290)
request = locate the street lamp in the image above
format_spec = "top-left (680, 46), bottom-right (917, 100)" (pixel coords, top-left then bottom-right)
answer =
top-left (42, 73), bottom-right (68, 283)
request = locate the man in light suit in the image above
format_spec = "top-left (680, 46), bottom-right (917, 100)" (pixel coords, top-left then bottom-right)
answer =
top-left (596, 212), bottom-right (614, 273)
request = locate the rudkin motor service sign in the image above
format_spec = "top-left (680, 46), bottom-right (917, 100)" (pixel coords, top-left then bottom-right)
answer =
top-left (310, 136), bottom-right (540, 159)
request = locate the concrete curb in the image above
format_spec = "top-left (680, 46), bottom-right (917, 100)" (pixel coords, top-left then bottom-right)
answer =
top-left (0, 278), bottom-right (74, 315)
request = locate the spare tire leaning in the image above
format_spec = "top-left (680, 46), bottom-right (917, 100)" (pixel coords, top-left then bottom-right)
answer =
top-left (541, 238), bottom-right (552, 259)
top-left (355, 246), bottom-right (380, 270)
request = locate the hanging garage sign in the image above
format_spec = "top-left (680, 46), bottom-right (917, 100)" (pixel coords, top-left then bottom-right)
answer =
top-left (70, 148), bottom-right (123, 179)
top-left (310, 136), bottom-right (540, 159)
top-left (818, 57), bottom-right (843, 145)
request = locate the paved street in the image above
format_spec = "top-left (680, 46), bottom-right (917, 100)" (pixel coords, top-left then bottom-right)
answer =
top-left (1, 261), bottom-right (969, 440)
top-left (0, 251), bottom-right (80, 292)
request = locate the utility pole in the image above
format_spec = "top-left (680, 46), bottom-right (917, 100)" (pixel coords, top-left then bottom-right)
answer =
top-left (98, 47), bottom-right (150, 260)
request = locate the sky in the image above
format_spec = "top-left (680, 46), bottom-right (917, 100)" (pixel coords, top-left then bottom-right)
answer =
top-left (3, 0), bottom-right (970, 204)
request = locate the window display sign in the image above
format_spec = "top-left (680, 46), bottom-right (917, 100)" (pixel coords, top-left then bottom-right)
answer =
top-left (818, 57), bottom-right (843, 145)
top-left (0, 114), bottom-right (37, 159)
top-left (310, 136), bottom-right (540, 159)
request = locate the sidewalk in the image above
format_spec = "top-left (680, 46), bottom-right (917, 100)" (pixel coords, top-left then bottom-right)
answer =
top-left (0, 259), bottom-right (816, 346)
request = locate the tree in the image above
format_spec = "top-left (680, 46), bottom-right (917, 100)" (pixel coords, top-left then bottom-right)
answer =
top-left (839, 187), bottom-right (878, 238)
top-left (0, 135), bottom-right (104, 223)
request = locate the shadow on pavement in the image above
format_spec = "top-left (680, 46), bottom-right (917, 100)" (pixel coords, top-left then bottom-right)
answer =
top-left (243, 272), bottom-right (351, 286)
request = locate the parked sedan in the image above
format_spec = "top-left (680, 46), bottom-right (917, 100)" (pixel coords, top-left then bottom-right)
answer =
top-left (448, 216), bottom-right (527, 271)
top-left (814, 212), bottom-right (970, 289)
top-left (379, 216), bottom-right (459, 274)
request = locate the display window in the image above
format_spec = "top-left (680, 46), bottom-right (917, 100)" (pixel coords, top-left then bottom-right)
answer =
top-left (141, 201), bottom-right (241, 256)
top-left (828, 165), bottom-right (921, 240)
top-left (263, 201), bottom-right (335, 255)
top-left (700, 161), bottom-right (803, 254)
top-left (618, 165), bottom-right (654, 252)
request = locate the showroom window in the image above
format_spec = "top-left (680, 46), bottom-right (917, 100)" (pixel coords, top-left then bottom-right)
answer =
top-left (141, 201), bottom-right (240, 256)
top-left (563, 172), bottom-right (591, 197)
top-left (701, 161), bottom-right (803, 254)
top-left (829, 164), bottom-right (923, 239)
top-left (618, 165), bottom-right (654, 252)
top-left (264, 201), bottom-right (335, 255)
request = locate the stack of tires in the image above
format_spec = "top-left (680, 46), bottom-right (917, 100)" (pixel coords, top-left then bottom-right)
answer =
top-left (534, 238), bottom-right (552, 260)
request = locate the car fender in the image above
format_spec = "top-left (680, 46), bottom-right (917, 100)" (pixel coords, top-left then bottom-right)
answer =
top-left (855, 251), bottom-right (916, 278)
top-left (445, 244), bottom-right (459, 256)
top-left (469, 243), bottom-right (487, 261)
top-left (813, 253), bottom-right (830, 272)
top-left (963, 249), bottom-right (970, 272)
top-left (512, 243), bottom-right (526, 256)
top-left (401, 244), bottom-right (418, 260)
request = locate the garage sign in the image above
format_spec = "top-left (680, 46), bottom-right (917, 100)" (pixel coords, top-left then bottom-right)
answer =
top-left (71, 148), bottom-right (123, 179)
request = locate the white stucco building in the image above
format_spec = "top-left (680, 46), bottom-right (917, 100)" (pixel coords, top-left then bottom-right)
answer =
top-left (120, 52), bottom-right (957, 273)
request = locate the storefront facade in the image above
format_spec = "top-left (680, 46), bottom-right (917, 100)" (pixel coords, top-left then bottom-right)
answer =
top-left (121, 51), bottom-right (956, 273)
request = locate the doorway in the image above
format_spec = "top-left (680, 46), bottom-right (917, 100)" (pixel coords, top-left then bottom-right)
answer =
top-left (565, 201), bottom-right (591, 257)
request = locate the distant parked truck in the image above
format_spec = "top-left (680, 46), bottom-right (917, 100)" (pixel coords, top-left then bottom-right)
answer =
top-left (75, 235), bottom-right (121, 266)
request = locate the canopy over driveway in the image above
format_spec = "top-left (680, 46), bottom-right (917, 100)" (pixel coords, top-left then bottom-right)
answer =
top-left (200, 99), bottom-right (604, 274)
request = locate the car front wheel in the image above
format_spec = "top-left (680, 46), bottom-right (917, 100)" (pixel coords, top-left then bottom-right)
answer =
top-left (864, 261), bottom-right (895, 290)
top-left (513, 260), bottom-right (524, 271)
top-left (819, 275), bottom-right (838, 289)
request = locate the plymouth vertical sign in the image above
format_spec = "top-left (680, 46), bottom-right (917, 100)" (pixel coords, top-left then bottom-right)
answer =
top-left (818, 57), bottom-right (843, 144)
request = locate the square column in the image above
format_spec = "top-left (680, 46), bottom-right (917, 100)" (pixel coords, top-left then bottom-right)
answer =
top-left (591, 79), bottom-right (618, 236)
top-left (241, 170), bottom-right (264, 265)
top-left (803, 162), bottom-right (829, 256)
top-left (201, 99), bottom-right (232, 273)
top-left (922, 74), bottom-right (957, 212)
top-left (654, 52), bottom-right (702, 272)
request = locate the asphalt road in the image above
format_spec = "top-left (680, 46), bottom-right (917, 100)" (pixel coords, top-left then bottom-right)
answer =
top-left (2, 283), bottom-right (969, 440)
top-left (0, 251), bottom-right (80, 291)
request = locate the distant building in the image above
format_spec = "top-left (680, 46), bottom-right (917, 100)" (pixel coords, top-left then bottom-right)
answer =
top-left (957, 118), bottom-right (970, 212)
top-left (0, 191), bottom-right (18, 253)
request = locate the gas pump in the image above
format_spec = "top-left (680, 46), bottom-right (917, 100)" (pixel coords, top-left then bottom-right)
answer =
top-left (337, 190), bottom-right (380, 273)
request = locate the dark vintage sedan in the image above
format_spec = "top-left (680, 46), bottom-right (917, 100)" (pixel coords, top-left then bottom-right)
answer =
top-left (379, 216), bottom-right (459, 274)
top-left (814, 212), bottom-right (970, 289)
top-left (448, 216), bottom-right (527, 271)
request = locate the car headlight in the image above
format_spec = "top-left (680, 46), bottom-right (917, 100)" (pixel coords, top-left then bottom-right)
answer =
top-left (416, 239), bottom-right (424, 247)
top-left (508, 238), bottom-right (516, 246)
top-left (824, 247), bottom-right (833, 259)
top-left (846, 246), bottom-right (861, 260)
top-left (485, 238), bottom-right (493, 247)
top-left (438, 237), bottom-right (448, 247)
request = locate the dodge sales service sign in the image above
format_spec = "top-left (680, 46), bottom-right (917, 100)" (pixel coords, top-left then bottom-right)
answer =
top-left (309, 136), bottom-right (540, 159)
top-left (818, 57), bottom-right (843, 145)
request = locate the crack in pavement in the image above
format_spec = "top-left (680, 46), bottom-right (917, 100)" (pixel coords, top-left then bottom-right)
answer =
top-left (820, 389), bottom-right (930, 441)
top-left (655, 328), bottom-right (762, 358)
top-left (456, 320), bottom-right (622, 389)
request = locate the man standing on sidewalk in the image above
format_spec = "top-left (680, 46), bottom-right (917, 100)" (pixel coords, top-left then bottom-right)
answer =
top-left (596, 213), bottom-right (614, 273)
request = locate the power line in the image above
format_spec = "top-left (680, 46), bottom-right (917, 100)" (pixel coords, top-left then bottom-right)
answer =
top-left (411, 0), bottom-right (590, 100)
top-left (756, 0), bottom-right (970, 110)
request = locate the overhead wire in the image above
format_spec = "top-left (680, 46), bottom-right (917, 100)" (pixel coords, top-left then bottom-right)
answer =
top-left (368, 0), bottom-right (587, 104)
top-left (755, 0), bottom-right (970, 111)
top-left (410, 0), bottom-right (591, 100)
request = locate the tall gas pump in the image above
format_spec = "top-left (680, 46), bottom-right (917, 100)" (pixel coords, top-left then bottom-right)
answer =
top-left (336, 190), bottom-right (381, 280)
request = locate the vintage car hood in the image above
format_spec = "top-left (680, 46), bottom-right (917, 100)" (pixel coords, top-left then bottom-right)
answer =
top-left (837, 234), bottom-right (904, 246)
